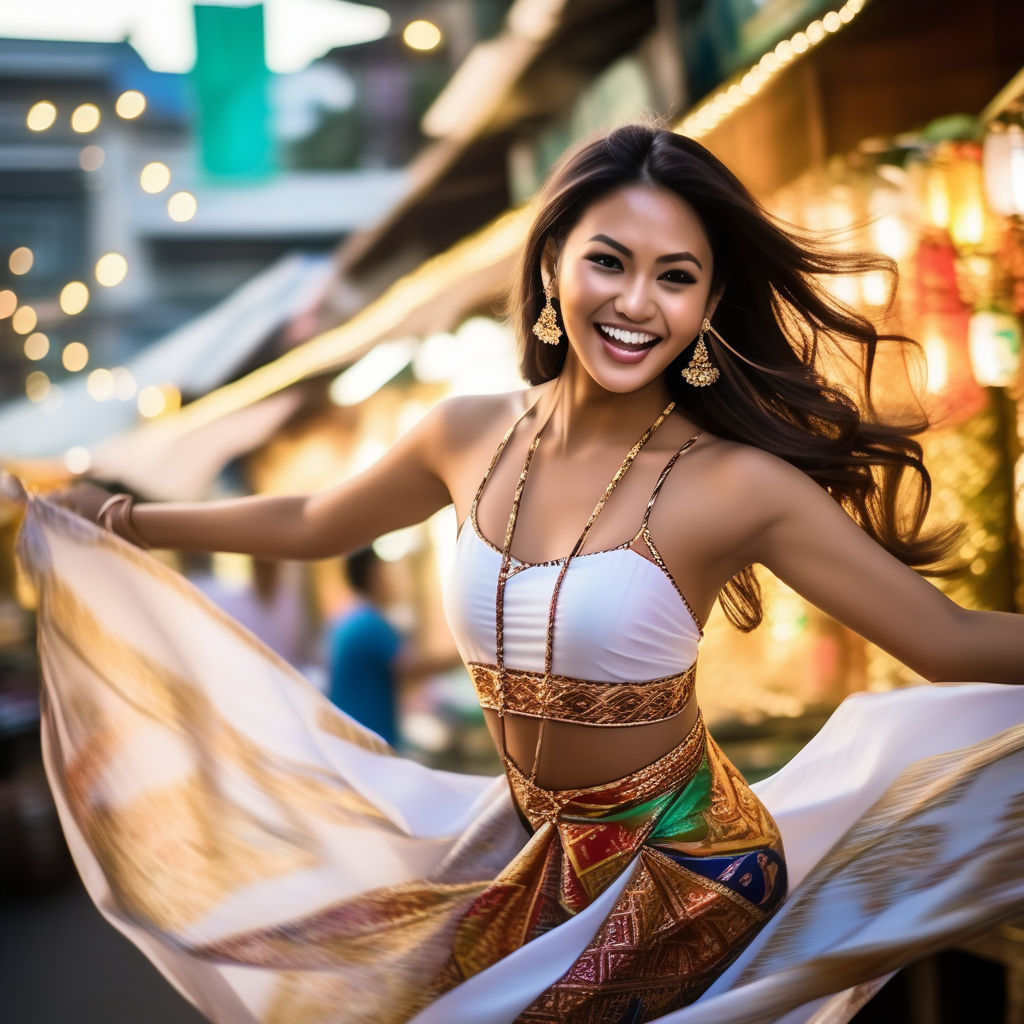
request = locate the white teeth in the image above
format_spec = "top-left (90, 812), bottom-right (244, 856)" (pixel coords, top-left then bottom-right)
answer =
top-left (599, 325), bottom-right (659, 346)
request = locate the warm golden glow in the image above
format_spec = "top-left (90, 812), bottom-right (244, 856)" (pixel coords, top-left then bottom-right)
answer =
top-left (403, 19), bottom-right (442, 51)
top-left (60, 281), bottom-right (90, 316)
top-left (95, 252), bottom-right (128, 287)
top-left (24, 332), bottom-right (49, 360)
top-left (71, 103), bottom-right (101, 134)
top-left (115, 90), bottom-right (146, 120)
top-left (140, 161), bottom-right (171, 194)
top-left (62, 341), bottom-right (89, 372)
top-left (27, 101), bottom-right (57, 132)
top-left (167, 190), bottom-right (197, 222)
top-left (137, 384), bottom-right (168, 418)
top-left (79, 145), bottom-right (105, 171)
top-left (26, 370), bottom-right (50, 403)
top-left (0, 289), bottom-right (17, 319)
top-left (12, 305), bottom-right (37, 334)
top-left (9, 246), bottom-right (33, 275)
top-left (64, 446), bottom-right (92, 474)
top-left (86, 367), bottom-right (115, 401)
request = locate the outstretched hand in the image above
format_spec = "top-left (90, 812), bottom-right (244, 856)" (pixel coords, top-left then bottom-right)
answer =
top-left (45, 480), bottom-right (115, 523)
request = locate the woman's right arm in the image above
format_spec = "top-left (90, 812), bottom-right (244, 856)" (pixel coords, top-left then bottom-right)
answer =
top-left (73, 400), bottom-right (461, 560)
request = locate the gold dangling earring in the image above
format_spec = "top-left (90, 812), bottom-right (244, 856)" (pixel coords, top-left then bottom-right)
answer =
top-left (532, 280), bottom-right (563, 346)
top-left (681, 318), bottom-right (720, 387)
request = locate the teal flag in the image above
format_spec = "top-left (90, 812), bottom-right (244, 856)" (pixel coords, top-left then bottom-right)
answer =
top-left (191, 4), bottom-right (274, 180)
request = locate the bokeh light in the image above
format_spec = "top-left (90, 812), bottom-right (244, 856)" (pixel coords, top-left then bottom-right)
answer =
top-left (60, 281), bottom-right (90, 315)
top-left (86, 367), bottom-right (114, 401)
top-left (140, 161), bottom-right (171, 194)
top-left (26, 370), bottom-right (50, 403)
top-left (95, 252), bottom-right (128, 287)
top-left (64, 446), bottom-right (92, 475)
top-left (0, 289), bottom-right (17, 318)
top-left (79, 145), bottom-right (105, 171)
top-left (62, 341), bottom-right (89, 372)
top-left (12, 305), bottom-right (37, 334)
top-left (137, 384), bottom-right (167, 418)
top-left (71, 103), bottom-right (101, 133)
top-left (26, 101), bottom-right (56, 132)
top-left (403, 20), bottom-right (442, 51)
top-left (115, 90), bottom-right (146, 119)
top-left (111, 366), bottom-right (137, 400)
top-left (9, 247), bottom-right (33, 275)
top-left (167, 190), bottom-right (197, 222)
top-left (24, 332), bottom-right (49, 360)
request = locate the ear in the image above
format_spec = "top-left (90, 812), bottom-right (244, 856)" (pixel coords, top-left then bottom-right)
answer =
top-left (704, 282), bottom-right (725, 322)
top-left (540, 238), bottom-right (561, 294)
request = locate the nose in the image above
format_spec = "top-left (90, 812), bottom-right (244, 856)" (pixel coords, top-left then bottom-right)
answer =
top-left (613, 275), bottom-right (655, 322)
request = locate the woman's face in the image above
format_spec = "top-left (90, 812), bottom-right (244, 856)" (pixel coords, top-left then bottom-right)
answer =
top-left (551, 183), bottom-right (716, 395)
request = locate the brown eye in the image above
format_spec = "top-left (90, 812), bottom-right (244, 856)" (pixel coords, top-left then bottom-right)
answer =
top-left (586, 253), bottom-right (621, 269)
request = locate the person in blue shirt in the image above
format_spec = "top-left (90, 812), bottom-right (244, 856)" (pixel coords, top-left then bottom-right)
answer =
top-left (326, 547), bottom-right (403, 745)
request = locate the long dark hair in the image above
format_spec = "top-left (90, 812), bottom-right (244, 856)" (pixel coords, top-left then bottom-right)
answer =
top-left (510, 123), bottom-right (956, 631)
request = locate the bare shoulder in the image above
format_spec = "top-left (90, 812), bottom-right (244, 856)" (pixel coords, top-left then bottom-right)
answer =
top-left (655, 433), bottom-right (823, 543)
top-left (428, 389), bottom-right (540, 458)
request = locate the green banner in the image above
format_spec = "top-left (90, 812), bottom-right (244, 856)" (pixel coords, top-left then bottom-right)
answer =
top-left (191, 4), bottom-right (274, 180)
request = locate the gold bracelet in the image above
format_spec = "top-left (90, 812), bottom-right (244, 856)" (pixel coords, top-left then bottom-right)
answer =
top-left (96, 493), bottom-right (150, 549)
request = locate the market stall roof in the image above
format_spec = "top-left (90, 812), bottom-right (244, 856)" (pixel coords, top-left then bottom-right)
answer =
top-left (0, 252), bottom-right (332, 462)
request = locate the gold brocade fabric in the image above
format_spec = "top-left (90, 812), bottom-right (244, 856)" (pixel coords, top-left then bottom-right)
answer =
top-left (469, 661), bottom-right (697, 726)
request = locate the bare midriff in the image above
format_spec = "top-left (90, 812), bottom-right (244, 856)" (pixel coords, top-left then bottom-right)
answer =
top-left (482, 697), bottom-right (701, 791)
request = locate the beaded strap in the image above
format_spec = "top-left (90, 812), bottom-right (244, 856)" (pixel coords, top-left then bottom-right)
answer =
top-left (494, 399), bottom-right (678, 789)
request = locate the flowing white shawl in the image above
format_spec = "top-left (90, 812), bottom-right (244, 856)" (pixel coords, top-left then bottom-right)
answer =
top-left (15, 496), bottom-right (1024, 1024)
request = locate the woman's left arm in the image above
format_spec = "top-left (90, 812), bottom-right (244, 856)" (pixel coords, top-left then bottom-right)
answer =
top-left (743, 450), bottom-right (1024, 684)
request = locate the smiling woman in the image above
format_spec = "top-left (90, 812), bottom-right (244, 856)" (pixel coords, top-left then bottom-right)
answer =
top-left (12, 123), bottom-right (1024, 1024)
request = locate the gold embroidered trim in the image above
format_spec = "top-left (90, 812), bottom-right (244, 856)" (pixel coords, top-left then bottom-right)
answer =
top-left (504, 711), bottom-right (707, 829)
top-left (469, 661), bottom-right (697, 727)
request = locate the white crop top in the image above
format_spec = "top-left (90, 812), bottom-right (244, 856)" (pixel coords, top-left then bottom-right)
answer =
top-left (444, 517), bottom-right (701, 683)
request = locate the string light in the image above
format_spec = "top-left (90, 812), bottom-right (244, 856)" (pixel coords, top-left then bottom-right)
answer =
top-left (95, 252), bottom-right (128, 287)
top-left (12, 305), bottom-right (37, 334)
top-left (86, 368), bottom-right (114, 401)
top-left (64, 446), bottom-right (91, 474)
top-left (9, 247), bottom-right (33, 275)
top-left (140, 162), bottom-right (171, 194)
top-left (26, 370), bottom-right (50, 403)
top-left (167, 191), bottom-right (198, 222)
top-left (24, 332), bottom-right (49, 360)
top-left (62, 341), bottom-right (89, 372)
top-left (70, 103), bottom-right (101, 134)
top-left (59, 281), bottom-right (90, 315)
top-left (403, 20), bottom-right (442, 51)
top-left (115, 90), bottom-right (146, 120)
top-left (26, 101), bottom-right (56, 132)
top-left (676, 0), bottom-right (872, 141)
top-left (79, 145), bottom-right (105, 172)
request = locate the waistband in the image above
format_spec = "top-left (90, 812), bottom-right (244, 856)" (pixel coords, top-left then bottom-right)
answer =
top-left (470, 661), bottom-right (697, 727)
top-left (504, 710), bottom-right (707, 830)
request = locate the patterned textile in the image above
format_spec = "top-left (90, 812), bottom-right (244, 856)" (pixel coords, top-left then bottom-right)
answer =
top-left (14, 496), bottom-right (1024, 1024)
top-left (469, 661), bottom-right (697, 726)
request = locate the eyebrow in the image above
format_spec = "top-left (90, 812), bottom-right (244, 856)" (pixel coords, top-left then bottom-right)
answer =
top-left (588, 233), bottom-right (703, 270)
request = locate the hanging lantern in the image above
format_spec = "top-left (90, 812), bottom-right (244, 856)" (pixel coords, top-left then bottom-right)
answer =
top-left (983, 121), bottom-right (1024, 218)
top-left (967, 309), bottom-right (1021, 387)
top-left (947, 143), bottom-right (998, 253)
